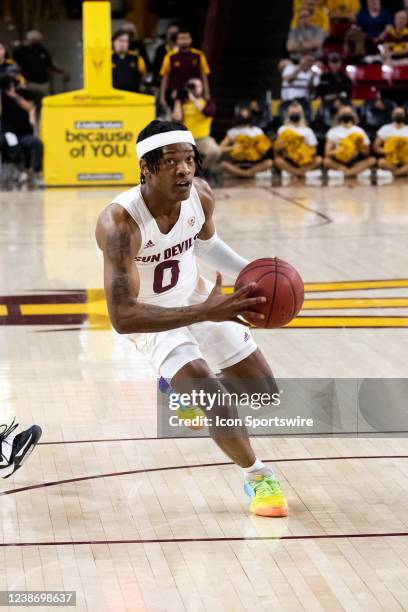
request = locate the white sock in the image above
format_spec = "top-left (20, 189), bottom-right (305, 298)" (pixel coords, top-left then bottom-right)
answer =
top-left (243, 457), bottom-right (274, 479)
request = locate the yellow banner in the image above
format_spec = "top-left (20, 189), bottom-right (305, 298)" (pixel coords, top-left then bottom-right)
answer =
top-left (43, 106), bottom-right (153, 185)
top-left (42, 1), bottom-right (155, 186)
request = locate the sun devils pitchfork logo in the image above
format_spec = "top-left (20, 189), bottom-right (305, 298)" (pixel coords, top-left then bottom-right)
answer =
top-left (89, 40), bottom-right (106, 73)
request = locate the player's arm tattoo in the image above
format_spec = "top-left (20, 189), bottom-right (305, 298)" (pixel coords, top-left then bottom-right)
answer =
top-left (106, 225), bottom-right (135, 305)
top-left (111, 269), bottom-right (132, 305)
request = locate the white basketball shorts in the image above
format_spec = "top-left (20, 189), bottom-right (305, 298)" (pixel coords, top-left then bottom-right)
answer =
top-left (127, 277), bottom-right (258, 379)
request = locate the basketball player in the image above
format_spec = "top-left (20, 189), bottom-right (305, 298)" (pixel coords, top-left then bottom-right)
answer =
top-left (0, 419), bottom-right (42, 478)
top-left (95, 120), bottom-right (288, 517)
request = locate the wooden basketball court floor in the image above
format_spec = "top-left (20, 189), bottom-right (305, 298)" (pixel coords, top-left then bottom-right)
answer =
top-left (1, 180), bottom-right (408, 611)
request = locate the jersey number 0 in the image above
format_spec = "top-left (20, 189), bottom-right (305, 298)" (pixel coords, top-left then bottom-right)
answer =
top-left (153, 260), bottom-right (180, 293)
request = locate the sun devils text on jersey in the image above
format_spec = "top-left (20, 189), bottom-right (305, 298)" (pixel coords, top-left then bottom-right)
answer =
top-left (111, 182), bottom-right (206, 307)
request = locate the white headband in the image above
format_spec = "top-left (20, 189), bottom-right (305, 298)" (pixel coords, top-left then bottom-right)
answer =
top-left (136, 130), bottom-right (196, 159)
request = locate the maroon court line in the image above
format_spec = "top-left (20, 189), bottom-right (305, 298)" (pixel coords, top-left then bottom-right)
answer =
top-left (1, 455), bottom-right (407, 498)
top-left (290, 315), bottom-right (408, 318)
top-left (39, 437), bottom-right (175, 444)
top-left (26, 289), bottom-right (86, 294)
top-left (227, 282), bottom-right (408, 293)
top-left (2, 532), bottom-right (408, 548)
top-left (267, 189), bottom-right (332, 225)
top-left (30, 324), bottom-right (408, 332)
top-left (300, 297), bottom-right (408, 309)
top-left (38, 435), bottom-right (408, 445)
top-left (0, 314), bottom-right (87, 326)
top-left (32, 327), bottom-right (88, 333)
top-left (0, 293), bottom-right (87, 305)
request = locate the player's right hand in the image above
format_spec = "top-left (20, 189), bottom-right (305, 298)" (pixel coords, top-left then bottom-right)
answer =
top-left (200, 272), bottom-right (266, 325)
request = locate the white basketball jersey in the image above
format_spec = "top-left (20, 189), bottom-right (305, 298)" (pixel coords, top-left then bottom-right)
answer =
top-left (112, 183), bottom-right (206, 307)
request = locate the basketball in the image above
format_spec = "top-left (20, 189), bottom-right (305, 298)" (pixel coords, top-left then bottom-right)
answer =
top-left (235, 257), bottom-right (304, 328)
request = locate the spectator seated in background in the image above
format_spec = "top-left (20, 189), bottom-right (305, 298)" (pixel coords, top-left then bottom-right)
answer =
top-left (291, 0), bottom-right (330, 33)
top-left (324, 0), bottom-right (360, 51)
top-left (316, 52), bottom-right (352, 99)
top-left (235, 97), bottom-right (275, 136)
top-left (326, 0), bottom-right (361, 21)
top-left (3, 62), bottom-right (43, 122)
top-left (287, 8), bottom-right (327, 61)
top-left (274, 101), bottom-right (322, 178)
top-left (324, 105), bottom-right (375, 177)
top-left (13, 30), bottom-right (68, 95)
top-left (278, 95), bottom-right (313, 126)
top-left (220, 107), bottom-right (273, 178)
top-left (280, 55), bottom-right (321, 102)
top-left (359, 93), bottom-right (396, 140)
top-left (313, 91), bottom-right (350, 143)
top-left (356, 0), bottom-right (393, 45)
top-left (246, 98), bottom-right (273, 131)
top-left (153, 23), bottom-right (179, 85)
top-left (344, 23), bottom-right (367, 62)
top-left (112, 30), bottom-right (146, 93)
top-left (374, 106), bottom-right (408, 175)
top-left (172, 77), bottom-right (221, 178)
top-left (159, 28), bottom-right (210, 112)
top-left (313, 93), bottom-right (349, 155)
top-left (380, 10), bottom-right (408, 64)
top-left (0, 74), bottom-right (43, 185)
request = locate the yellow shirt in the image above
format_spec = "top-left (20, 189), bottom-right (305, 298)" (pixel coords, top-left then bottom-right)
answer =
top-left (325, 0), bottom-right (360, 18)
top-left (129, 51), bottom-right (147, 76)
top-left (291, 0), bottom-right (330, 32)
top-left (182, 98), bottom-right (212, 139)
top-left (384, 26), bottom-right (408, 54)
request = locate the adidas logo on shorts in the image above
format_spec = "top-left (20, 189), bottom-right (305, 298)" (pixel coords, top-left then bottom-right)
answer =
top-left (145, 240), bottom-right (155, 248)
top-left (244, 332), bottom-right (250, 342)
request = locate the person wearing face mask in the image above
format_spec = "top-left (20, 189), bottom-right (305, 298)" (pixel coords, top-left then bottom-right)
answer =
top-left (153, 23), bottom-right (179, 85)
top-left (374, 107), bottom-right (408, 176)
top-left (274, 102), bottom-right (322, 178)
top-left (219, 107), bottom-right (273, 178)
top-left (324, 106), bottom-right (375, 177)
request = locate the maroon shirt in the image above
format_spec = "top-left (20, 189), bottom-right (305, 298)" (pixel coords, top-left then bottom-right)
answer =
top-left (160, 47), bottom-right (210, 91)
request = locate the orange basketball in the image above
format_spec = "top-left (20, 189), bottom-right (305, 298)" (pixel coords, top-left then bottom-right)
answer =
top-left (235, 257), bottom-right (304, 328)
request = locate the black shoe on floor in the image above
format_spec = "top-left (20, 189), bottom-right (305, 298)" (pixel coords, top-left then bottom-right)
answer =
top-left (0, 419), bottom-right (42, 478)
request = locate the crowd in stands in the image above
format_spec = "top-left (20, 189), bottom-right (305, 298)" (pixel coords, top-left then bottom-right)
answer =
top-left (4, 3), bottom-right (408, 188)
top-left (267, 0), bottom-right (408, 182)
